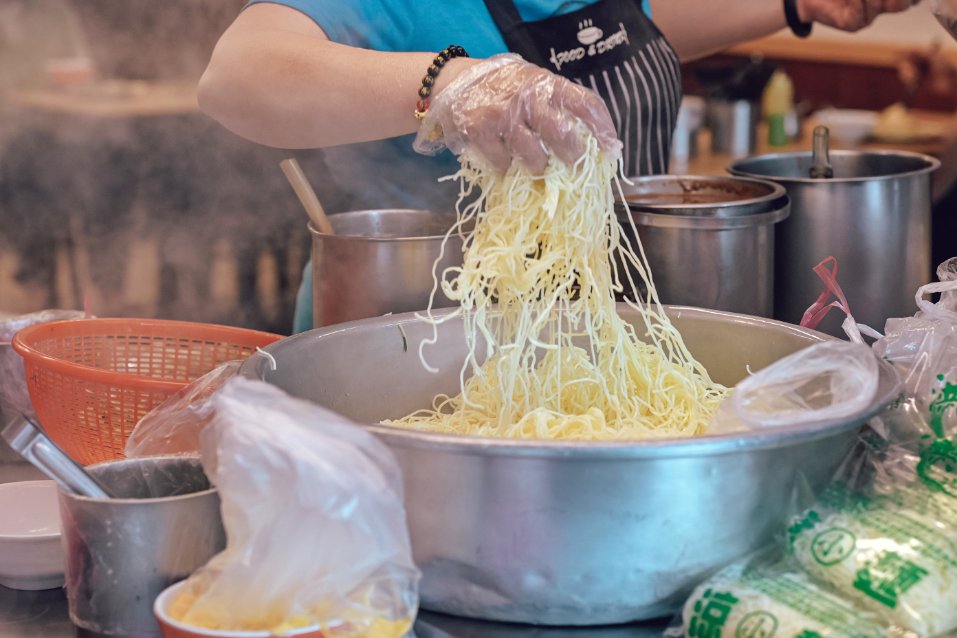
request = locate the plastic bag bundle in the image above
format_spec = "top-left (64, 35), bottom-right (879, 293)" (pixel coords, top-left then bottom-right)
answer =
top-left (872, 259), bottom-right (957, 442)
top-left (680, 551), bottom-right (888, 638)
top-left (787, 437), bottom-right (957, 637)
top-left (708, 341), bottom-right (879, 434)
top-left (0, 309), bottom-right (85, 421)
top-left (169, 377), bottom-right (419, 636)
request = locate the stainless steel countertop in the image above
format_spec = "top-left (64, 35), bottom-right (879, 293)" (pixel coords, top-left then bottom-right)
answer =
top-left (0, 460), bottom-right (667, 638)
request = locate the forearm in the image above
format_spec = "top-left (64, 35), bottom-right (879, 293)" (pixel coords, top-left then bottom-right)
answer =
top-left (652, 0), bottom-right (918, 62)
top-left (198, 10), bottom-right (474, 149)
top-left (650, 0), bottom-right (786, 62)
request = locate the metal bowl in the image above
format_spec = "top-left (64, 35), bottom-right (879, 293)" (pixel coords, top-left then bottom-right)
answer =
top-left (240, 306), bottom-right (900, 625)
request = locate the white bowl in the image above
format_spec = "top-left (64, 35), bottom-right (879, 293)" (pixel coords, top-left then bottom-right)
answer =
top-left (814, 108), bottom-right (879, 145)
top-left (154, 581), bottom-right (325, 638)
top-left (0, 480), bottom-right (64, 590)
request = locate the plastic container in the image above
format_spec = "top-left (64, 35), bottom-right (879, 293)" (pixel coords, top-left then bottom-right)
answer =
top-left (762, 69), bottom-right (794, 146)
top-left (12, 318), bottom-right (282, 464)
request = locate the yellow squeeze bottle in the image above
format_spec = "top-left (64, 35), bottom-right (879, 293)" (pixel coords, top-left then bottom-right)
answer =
top-left (762, 69), bottom-right (794, 147)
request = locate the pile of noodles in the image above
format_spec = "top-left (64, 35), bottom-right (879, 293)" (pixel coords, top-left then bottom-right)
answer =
top-left (386, 135), bottom-right (727, 440)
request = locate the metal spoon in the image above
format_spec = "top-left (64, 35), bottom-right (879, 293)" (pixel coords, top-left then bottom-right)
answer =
top-left (2, 415), bottom-right (113, 498)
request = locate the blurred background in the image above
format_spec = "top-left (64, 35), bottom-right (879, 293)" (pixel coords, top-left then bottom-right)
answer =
top-left (0, 1), bottom-right (953, 335)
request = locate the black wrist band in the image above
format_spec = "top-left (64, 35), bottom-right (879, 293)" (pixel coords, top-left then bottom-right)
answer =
top-left (784, 0), bottom-right (812, 38)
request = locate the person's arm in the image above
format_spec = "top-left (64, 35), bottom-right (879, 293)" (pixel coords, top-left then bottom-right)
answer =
top-left (650, 0), bottom-right (919, 62)
top-left (198, 3), bottom-right (619, 169)
top-left (197, 3), bottom-right (478, 149)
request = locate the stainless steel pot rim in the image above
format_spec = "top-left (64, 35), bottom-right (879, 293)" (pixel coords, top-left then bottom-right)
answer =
top-left (308, 221), bottom-right (458, 242)
top-left (619, 174), bottom-right (789, 215)
top-left (366, 356), bottom-right (896, 459)
top-left (307, 209), bottom-right (463, 242)
top-left (256, 306), bottom-right (901, 460)
top-left (62, 454), bottom-right (218, 504)
top-left (729, 149), bottom-right (941, 184)
top-left (621, 201), bottom-right (790, 229)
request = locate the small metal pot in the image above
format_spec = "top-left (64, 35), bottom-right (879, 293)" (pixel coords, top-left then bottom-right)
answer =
top-left (707, 99), bottom-right (759, 158)
top-left (617, 175), bottom-right (790, 317)
top-left (311, 209), bottom-right (463, 328)
top-left (730, 150), bottom-right (939, 335)
top-left (58, 455), bottom-right (225, 636)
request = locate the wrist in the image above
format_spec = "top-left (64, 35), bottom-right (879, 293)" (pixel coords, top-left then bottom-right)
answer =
top-left (432, 57), bottom-right (479, 97)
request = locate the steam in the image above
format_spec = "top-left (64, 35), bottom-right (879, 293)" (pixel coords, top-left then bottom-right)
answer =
top-left (0, 0), bottom-right (308, 334)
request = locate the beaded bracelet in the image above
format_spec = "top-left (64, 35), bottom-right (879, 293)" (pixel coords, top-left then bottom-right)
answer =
top-left (783, 0), bottom-right (812, 38)
top-left (414, 45), bottom-right (469, 120)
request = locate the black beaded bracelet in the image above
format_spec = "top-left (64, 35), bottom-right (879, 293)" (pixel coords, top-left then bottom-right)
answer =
top-left (784, 0), bottom-right (812, 38)
top-left (414, 45), bottom-right (469, 120)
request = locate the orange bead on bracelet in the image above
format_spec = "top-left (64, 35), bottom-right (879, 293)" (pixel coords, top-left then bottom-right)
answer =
top-left (413, 45), bottom-right (469, 120)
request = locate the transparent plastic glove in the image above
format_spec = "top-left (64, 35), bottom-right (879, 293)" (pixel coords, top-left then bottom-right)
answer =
top-left (932, 0), bottom-right (957, 40)
top-left (414, 53), bottom-right (621, 172)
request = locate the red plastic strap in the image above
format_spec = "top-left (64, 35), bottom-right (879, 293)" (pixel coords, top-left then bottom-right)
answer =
top-left (799, 256), bottom-right (853, 330)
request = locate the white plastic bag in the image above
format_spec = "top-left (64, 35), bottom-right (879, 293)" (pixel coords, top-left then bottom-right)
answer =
top-left (678, 551), bottom-right (888, 638)
top-left (872, 260), bottom-right (957, 442)
top-left (124, 361), bottom-right (239, 458)
top-left (788, 437), bottom-right (957, 637)
top-left (0, 309), bottom-right (85, 421)
top-left (709, 341), bottom-right (879, 433)
top-left (167, 377), bottom-right (418, 636)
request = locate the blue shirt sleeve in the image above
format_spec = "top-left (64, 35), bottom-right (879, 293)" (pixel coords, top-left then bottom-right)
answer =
top-left (246, 1), bottom-right (652, 57)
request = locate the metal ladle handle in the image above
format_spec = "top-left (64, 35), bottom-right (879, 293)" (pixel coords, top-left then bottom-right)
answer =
top-left (809, 125), bottom-right (834, 179)
top-left (2, 416), bottom-right (112, 498)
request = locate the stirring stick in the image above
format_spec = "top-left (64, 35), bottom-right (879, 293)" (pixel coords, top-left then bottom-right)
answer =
top-left (279, 158), bottom-right (334, 235)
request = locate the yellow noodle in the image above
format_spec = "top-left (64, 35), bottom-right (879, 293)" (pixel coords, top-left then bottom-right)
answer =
top-left (386, 134), bottom-right (727, 440)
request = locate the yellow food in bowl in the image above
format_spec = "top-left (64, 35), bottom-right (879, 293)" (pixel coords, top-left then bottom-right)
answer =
top-left (168, 587), bottom-right (411, 637)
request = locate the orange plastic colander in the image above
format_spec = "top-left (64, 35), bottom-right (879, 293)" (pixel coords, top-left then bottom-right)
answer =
top-left (12, 318), bottom-right (283, 465)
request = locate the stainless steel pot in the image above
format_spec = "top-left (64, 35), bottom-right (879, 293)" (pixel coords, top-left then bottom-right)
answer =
top-left (311, 209), bottom-right (463, 328)
top-left (729, 150), bottom-right (939, 336)
top-left (58, 456), bottom-right (226, 636)
top-left (240, 306), bottom-right (900, 625)
top-left (617, 175), bottom-right (789, 317)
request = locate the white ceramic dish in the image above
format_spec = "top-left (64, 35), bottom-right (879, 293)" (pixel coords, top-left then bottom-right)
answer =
top-left (814, 108), bottom-right (879, 145)
top-left (0, 480), bottom-right (64, 590)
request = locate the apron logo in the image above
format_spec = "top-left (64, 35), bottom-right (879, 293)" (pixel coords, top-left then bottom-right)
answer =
top-left (577, 19), bottom-right (603, 45)
top-left (548, 21), bottom-right (630, 72)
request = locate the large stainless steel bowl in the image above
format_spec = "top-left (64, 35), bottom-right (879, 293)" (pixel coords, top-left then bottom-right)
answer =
top-left (240, 306), bottom-right (900, 625)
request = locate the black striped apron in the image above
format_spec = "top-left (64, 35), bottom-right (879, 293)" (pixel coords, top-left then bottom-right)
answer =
top-left (483, 0), bottom-right (681, 176)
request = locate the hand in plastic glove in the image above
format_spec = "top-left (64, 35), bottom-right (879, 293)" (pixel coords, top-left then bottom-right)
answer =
top-left (898, 45), bottom-right (956, 95)
top-left (932, 0), bottom-right (957, 39)
top-left (797, 0), bottom-right (919, 31)
top-left (414, 54), bottom-right (621, 173)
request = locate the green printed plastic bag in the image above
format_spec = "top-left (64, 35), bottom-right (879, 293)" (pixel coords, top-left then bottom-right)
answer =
top-left (872, 258), bottom-right (957, 443)
top-left (680, 552), bottom-right (888, 638)
top-left (788, 436), bottom-right (957, 637)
